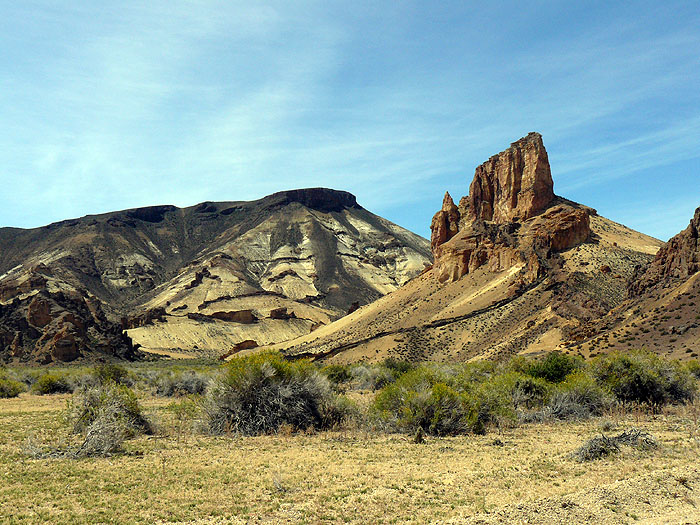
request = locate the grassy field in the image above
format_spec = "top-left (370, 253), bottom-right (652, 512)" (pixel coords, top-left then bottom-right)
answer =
top-left (3, 390), bottom-right (700, 524)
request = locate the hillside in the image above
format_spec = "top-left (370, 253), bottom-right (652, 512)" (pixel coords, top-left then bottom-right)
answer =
top-left (268, 134), bottom-right (669, 363)
top-left (0, 188), bottom-right (431, 362)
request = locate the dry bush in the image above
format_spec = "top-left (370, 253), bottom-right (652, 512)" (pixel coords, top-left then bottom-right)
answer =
top-left (155, 370), bottom-right (210, 397)
top-left (68, 382), bottom-right (152, 436)
top-left (572, 427), bottom-right (658, 462)
top-left (203, 352), bottom-right (349, 435)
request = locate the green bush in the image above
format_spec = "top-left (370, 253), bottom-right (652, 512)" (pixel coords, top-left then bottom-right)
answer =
top-left (592, 350), bottom-right (696, 405)
top-left (68, 382), bottom-right (152, 436)
top-left (372, 365), bottom-right (530, 435)
top-left (685, 360), bottom-right (700, 379)
top-left (31, 372), bottom-right (73, 395)
top-left (371, 368), bottom-right (468, 435)
top-left (321, 364), bottom-right (353, 387)
top-left (525, 352), bottom-right (582, 383)
top-left (93, 363), bottom-right (131, 386)
top-left (203, 352), bottom-right (346, 435)
top-left (381, 358), bottom-right (416, 377)
top-left (0, 368), bottom-right (25, 398)
top-left (464, 372), bottom-right (523, 434)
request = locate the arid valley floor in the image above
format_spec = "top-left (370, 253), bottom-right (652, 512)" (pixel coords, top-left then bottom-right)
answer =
top-left (3, 386), bottom-right (700, 524)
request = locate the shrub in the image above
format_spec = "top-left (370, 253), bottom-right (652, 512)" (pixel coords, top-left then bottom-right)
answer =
top-left (525, 352), bottom-right (582, 383)
top-left (685, 360), bottom-right (700, 379)
top-left (572, 428), bottom-right (657, 462)
top-left (0, 369), bottom-right (25, 398)
top-left (203, 352), bottom-right (344, 435)
top-left (155, 371), bottom-right (210, 397)
top-left (572, 435), bottom-right (620, 462)
top-left (464, 372), bottom-right (523, 433)
top-left (381, 358), bottom-right (415, 377)
top-left (31, 372), bottom-right (73, 395)
top-left (67, 382), bottom-right (152, 436)
top-left (93, 363), bottom-right (131, 386)
top-left (546, 370), bottom-right (613, 420)
top-left (321, 364), bottom-right (353, 388)
top-left (454, 360), bottom-right (497, 384)
top-left (373, 366), bottom-right (527, 435)
top-left (592, 350), bottom-right (696, 405)
top-left (73, 410), bottom-right (131, 457)
top-left (510, 375), bottom-right (551, 410)
top-left (165, 397), bottom-right (201, 439)
top-left (372, 368), bottom-right (468, 435)
top-left (349, 364), bottom-right (396, 391)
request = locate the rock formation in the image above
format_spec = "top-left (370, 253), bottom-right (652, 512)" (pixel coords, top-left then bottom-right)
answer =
top-left (271, 134), bottom-right (664, 364)
top-left (632, 207), bottom-right (700, 293)
top-left (430, 133), bottom-right (590, 283)
top-left (464, 132), bottom-right (555, 224)
top-left (0, 188), bottom-right (431, 361)
top-left (0, 287), bottom-right (136, 363)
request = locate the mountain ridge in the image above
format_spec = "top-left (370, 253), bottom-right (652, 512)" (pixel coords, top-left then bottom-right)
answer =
top-left (0, 188), bottom-right (431, 363)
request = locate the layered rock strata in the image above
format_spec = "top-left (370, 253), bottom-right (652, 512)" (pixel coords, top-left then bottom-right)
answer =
top-left (430, 133), bottom-right (590, 284)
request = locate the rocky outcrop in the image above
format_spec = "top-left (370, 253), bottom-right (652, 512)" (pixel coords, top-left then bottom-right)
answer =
top-left (269, 307), bottom-right (296, 320)
top-left (263, 188), bottom-right (360, 213)
top-left (430, 133), bottom-right (590, 284)
top-left (632, 207), bottom-right (700, 293)
top-left (219, 339), bottom-right (259, 360)
top-left (430, 193), bottom-right (461, 253)
top-left (529, 205), bottom-right (591, 252)
top-left (210, 310), bottom-right (258, 323)
top-left (463, 132), bottom-right (554, 225)
top-left (0, 290), bottom-right (136, 363)
top-left (121, 307), bottom-right (167, 330)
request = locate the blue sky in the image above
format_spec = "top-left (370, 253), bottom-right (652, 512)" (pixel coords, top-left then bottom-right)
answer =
top-left (1, 1), bottom-right (698, 240)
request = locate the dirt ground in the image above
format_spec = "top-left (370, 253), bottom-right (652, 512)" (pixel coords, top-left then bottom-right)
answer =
top-left (2, 393), bottom-right (700, 524)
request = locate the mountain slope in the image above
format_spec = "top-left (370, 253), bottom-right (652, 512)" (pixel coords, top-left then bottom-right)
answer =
top-left (267, 134), bottom-right (665, 363)
top-left (573, 207), bottom-right (700, 359)
top-left (0, 188), bottom-right (431, 362)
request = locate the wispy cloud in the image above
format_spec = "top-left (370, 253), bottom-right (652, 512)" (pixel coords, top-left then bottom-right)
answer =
top-left (0, 1), bottom-right (698, 242)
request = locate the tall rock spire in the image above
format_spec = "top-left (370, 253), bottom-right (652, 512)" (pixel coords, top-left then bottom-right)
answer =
top-left (466, 132), bottom-right (554, 225)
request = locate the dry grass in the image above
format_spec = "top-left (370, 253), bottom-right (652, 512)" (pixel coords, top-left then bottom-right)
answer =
top-left (2, 393), bottom-right (700, 523)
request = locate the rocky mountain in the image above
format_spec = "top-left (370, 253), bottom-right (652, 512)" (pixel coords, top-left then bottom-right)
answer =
top-left (269, 133), bottom-right (668, 363)
top-left (0, 188), bottom-right (431, 362)
top-left (574, 207), bottom-right (700, 359)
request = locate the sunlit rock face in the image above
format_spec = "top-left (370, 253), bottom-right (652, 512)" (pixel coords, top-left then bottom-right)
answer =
top-left (430, 133), bottom-right (590, 284)
top-left (0, 188), bottom-right (431, 362)
top-left (631, 206), bottom-right (700, 294)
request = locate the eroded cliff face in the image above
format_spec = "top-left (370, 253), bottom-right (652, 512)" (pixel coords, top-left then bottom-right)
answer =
top-left (0, 268), bottom-right (136, 363)
top-left (465, 132), bottom-right (555, 224)
top-left (0, 188), bottom-right (431, 362)
top-left (430, 133), bottom-right (591, 284)
top-left (631, 207), bottom-right (700, 294)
